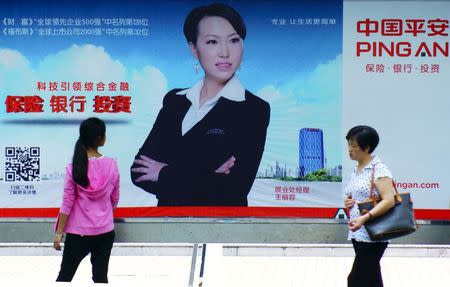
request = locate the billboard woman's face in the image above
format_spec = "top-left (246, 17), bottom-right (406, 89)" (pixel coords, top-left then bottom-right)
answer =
top-left (190, 16), bottom-right (243, 84)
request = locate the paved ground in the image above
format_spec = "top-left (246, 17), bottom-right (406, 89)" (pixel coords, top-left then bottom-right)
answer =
top-left (0, 244), bottom-right (449, 286)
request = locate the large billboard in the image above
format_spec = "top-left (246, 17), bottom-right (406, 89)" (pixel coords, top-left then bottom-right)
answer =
top-left (0, 0), bottom-right (448, 219)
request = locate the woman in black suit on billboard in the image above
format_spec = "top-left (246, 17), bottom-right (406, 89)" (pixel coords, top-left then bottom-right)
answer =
top-left (130, 3), bottom-right (270, 206)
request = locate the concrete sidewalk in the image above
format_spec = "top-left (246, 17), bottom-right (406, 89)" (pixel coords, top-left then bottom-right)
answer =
top-left (0, 244), bottom-right (449, 286)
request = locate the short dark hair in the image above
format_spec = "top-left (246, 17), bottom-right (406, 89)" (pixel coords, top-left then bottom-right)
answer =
top-left (183, 3), bottom-right (246, 44)
top-left (345, 125), bottom-right (379, 154)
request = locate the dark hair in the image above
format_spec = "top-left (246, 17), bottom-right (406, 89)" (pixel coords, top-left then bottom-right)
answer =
top-left (345, 125), bottom-right (379, 154)
top-left (183, 3), bottom-right (246, 44)
top-left (72, 117), bottom-right (106, 187)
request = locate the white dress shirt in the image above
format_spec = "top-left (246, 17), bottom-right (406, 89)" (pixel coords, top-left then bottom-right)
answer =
top-left (176, 75), bottom-right (245, 135)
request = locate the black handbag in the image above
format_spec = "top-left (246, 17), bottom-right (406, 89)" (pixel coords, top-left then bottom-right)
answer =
top-left (357, 164), bottom-right (417, 241)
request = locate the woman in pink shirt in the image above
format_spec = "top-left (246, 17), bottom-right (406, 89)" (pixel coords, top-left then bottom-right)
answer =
top-left (53, 117), bottom-right (120, 283)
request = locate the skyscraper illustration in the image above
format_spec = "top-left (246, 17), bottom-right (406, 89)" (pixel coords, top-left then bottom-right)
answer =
top-left (299, 128), bottom-right (324, 176)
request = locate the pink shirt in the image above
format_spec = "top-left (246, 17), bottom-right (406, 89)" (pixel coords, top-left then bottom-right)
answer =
top-left (56, 156), bottom-right (120, 236)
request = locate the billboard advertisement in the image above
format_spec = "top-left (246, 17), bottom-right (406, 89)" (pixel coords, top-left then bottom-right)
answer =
top-left (1, 0), bottom-right (448, 219)
top-left (343, 0), bottom-right (450, 220)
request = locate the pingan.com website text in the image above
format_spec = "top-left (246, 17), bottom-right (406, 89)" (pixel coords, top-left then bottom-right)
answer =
top-left (396, 181), bottom-right (439, 190)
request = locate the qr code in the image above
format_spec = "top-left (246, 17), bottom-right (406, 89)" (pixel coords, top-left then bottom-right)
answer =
top-left (5, 147), bottom-right (40, 182)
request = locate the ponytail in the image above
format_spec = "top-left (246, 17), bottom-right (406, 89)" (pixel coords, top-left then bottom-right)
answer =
top-left (71, 117), bottom-right (106, 187)
top-left (72, 138), bottom-right (89, 187)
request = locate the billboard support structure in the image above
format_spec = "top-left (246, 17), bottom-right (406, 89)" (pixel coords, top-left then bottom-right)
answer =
top-left (188, 243), bottom-right (199, 287)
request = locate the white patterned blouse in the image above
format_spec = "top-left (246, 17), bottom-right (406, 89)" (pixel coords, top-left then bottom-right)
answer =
top-left (345, 156), bottom-right (393, 242)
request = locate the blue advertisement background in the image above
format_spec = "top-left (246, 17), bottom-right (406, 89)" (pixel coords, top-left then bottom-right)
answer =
top-left (0, 0), bottom-right (342, 211)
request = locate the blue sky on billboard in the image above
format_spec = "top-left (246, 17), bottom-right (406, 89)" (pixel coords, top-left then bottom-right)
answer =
top-left (0, 0), bottom-right (342, 171)
top-left (0, 0), bottom-right (342, 84)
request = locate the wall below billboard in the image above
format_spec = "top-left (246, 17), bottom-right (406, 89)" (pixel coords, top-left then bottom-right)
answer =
top-left (1, 218), bottom-right (449, 244)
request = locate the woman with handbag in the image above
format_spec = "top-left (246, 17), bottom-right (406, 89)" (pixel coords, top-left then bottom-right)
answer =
top-left (53, 117), bottom-right (120, 283)
top-left (344, 125), bottom-right (395, 287)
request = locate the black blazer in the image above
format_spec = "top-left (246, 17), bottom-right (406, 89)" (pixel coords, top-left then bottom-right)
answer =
top-left (130, 88), bottom-right (270, 206)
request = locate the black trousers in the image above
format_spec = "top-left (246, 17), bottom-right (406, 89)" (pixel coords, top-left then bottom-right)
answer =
top-left (348, 239), bottom-right (388, 287)
top-left (56, 230), bottom-right (115, 283)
